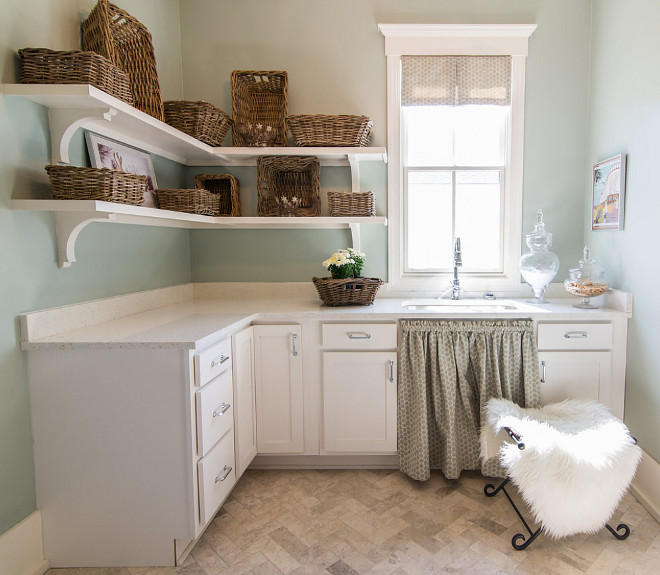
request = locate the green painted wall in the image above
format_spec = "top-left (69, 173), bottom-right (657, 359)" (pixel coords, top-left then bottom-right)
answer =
top-left (587, 0), bottom-right (660, 459)
top-left (0, 0), bottom-right (187, 535)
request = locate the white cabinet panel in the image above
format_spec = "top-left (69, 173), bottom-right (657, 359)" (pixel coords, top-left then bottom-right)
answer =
top-left (232, 326), bottom-right (257, 478)
top-left (197, 429), bottom-right (236, 525)
top-left (322, 323), bottom-right (397, 350)
top-left (195, 370), bottom-right (234, 457)
top-left (537, 323), bottom-right (612, 350)
top-left (194, 339), bottom-right (232, 387)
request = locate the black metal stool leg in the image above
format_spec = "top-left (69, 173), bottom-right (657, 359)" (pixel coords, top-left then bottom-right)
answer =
top-left (512, 526), bottom-right (544, 550)
top-left (606, 523), bottom-right (631, 540)
top-left (484, 477), bottom-right (510, 497)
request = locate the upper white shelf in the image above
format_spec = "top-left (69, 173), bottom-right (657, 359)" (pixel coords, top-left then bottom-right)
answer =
top-left (0, 84), bottom-right (387, 167)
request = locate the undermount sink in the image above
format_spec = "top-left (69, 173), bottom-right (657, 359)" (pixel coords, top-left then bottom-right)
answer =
top-left (401, 299), bottom-right (539, 313)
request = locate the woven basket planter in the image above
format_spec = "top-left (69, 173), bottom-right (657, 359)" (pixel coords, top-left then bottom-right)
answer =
top-left (18, 48), bottom-right (133, 105)
top-left (164, 101), bottom-right (232, 146)
top-left (256, 156), bottom-right (320, 217)
top-left (231, 70), bottom-right (288, 147)
top-left (312, 277), bottom-right (383, 306)
top-left (155, 188), bottom-right (220, 216)
top-left (327, 191), bottom-right (375, 217)
top-left (45, 165), bottom-right (145, 205)
top-left (193, 174), bottom-right (240, 216)
top-left (287, 115), bottom-right (373, 147)
top-left (82, 0), bottom-right (164, 121)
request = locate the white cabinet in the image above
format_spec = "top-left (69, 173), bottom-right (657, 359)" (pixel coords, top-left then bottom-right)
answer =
top-left (538, 351), bottom-right (611, 405)
top-left (321, 323), bottom-right (398, 454)
top-left (232, 326), bottom-right (257, 478)
top-left (253, 324), bottom-right (304, 454)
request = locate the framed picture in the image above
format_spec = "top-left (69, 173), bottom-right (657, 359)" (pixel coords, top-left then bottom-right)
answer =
top-left (85, 132), bottom-right (158, 207)
top-left (591, 153), bottom-right (626, 231)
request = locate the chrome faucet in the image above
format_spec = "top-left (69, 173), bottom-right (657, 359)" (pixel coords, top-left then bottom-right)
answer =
top-left (451, 237), bottom-right (462, 300)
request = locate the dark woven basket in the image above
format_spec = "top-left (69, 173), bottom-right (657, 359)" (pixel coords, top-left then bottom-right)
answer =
top-left (256, 156), bottom-right (320, 216)
top-left (287, 115), bottom-right (373, 147)
top-left (155, 188), bottom-right (220, 216)
top-left (231, 70), bottom-right (288, 147)
top-left (82, 0), bottom-right (164, 121)
top-left (18, 48), bottom-right (133, 104)
top-left (164, 101), bottom-right (232, 146)
top-left (193, 174), bottom-right (240, 216)
top-left (45, 165), bottom-right (145, 205)
top-left (327, 191), bottom-right (376, 217)
top-left (312, 277), bottom-right (383, 306)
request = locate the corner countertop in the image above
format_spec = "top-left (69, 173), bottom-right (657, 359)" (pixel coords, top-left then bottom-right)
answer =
top-left (19, 284), bottom-right (633, 352)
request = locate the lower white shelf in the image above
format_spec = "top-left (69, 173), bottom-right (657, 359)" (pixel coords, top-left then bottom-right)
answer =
top-left (12, 199), bottom-right (387, 268)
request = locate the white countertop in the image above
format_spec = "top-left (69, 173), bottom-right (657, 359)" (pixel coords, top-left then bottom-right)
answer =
top-left (19, 284), bottom-right (632, 351)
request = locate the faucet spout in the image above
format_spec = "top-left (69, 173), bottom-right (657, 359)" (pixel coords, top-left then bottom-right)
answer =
top-left (451, 237), bottom-right (462, 300)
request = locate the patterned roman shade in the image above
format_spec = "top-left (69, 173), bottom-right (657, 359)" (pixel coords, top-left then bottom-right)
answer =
top-left (401, 55), bottom-right (512, 106)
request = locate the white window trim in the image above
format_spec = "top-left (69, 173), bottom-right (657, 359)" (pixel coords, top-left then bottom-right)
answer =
top-left (378, 24), bottom-right (537, 297)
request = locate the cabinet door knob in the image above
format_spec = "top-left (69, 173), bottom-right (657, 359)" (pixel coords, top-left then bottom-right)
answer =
top-left (388, 360), bottom-right (395, 382)
top-left (215, 465), bottom-right (233, 483)
top-left (292, 333), bottom-right (299, 356)
top-left (211, 355), bottom-right (230, 367)
top-left (564, 331), bottom-right (588, 339)
top-left (212, 403), bottom-right (231, 417)
top-left (540, 360), bottom-right (546, 383)
top-left (348, 332), bottom-right (371, 339)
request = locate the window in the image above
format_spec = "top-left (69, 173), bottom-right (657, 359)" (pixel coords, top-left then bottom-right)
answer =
top-left (378, 24), bottom-right (536, 295)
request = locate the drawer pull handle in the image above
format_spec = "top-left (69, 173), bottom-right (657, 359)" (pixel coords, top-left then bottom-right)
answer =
top-left (540, 360), bottom-right (546, 383)
top-left (348, 332), bottom-right (372, 340)
top-left (215, 465), bottom-right (233, 483)
top-left (211, 355), bottom-right (230, 368)
top-left (212, 403), bottom-right (231, 417)
top-left (292, 333), bottom-right (299, 357)
top-left (388, 360), bottom-right (395, 383)
top-left (564, 331), bottom-right (588, 339)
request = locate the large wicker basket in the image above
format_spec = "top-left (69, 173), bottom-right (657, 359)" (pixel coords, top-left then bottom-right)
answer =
top-left (45, 165), bottom-right (145, 205)
top-left (18, 48), bottom-right (133, 105)
top-left (327, 191), bottom-right (375, 217)
top-left (164, 101), bottom-right (232, 146)
top-left (312, 277), bottom-right (383, 306)
top-left (155, 188), bottom-right (219, 216)
top-left (287, 115), bottom-right (373, 147)
top-left (82, 0), bottom-right (164, 121)
top-left (231, 70), bottom-right (288, 147)
top-left (193, 174), bottom-right (240, 216)
top-left (256, 156), bottom-right (320, 216)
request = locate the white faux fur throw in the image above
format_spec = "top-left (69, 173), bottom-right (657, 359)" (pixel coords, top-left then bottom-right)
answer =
top-left (480, 398), bottom-right (642, 539)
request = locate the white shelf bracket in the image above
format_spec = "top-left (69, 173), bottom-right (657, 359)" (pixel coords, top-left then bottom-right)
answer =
top-left (55, 211), bottom-right (117, 268)
top-left (349, 223), bottom-right (361, 252)
top-left (347, 154), bottom-right (360, 193)
top-left (49, 107), bottom-right (117, 164)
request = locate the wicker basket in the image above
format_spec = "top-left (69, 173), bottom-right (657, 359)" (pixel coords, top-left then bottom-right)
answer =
top-left (231, 70), bottom-right (288, 147)
top-left (193, 174), bottom-right (241, 216)
top-left (45, 165), bottom-right (145, 205)
top-left (287, 115), bottom-right (373, 147)
top-left (164, 101), bottom-right (232, 146)
top-left (312, 277), bottom-right (383, 306)
top-left (155, 188), bottom-right (220, 216)
top-left (18, 48), bottom-right (133, 105)
top-left (327, 191), bottom-right (375, 217)
top-left (256, 156), bottom-right (320, 216)
top-left (82, 0), bottom-right (164, 121)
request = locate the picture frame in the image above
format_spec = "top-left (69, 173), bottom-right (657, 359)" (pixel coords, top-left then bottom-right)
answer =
top-left (591, 153), bottom-right (626, 231)
top-left (85, 132), bottom-right (158, 208)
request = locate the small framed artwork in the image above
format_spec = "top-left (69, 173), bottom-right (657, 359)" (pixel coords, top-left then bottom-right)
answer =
top-left (591, 153), bottom-right (626, 231)
top-left (85, 132), bottom-right (158, 207)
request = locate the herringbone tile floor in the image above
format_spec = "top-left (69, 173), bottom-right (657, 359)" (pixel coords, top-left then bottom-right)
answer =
top-left (46, 468), bottom-right (660, 575)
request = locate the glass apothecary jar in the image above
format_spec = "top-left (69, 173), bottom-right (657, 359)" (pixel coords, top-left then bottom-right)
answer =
top-left (520, 209), bottom-right (560, 304)
top-left (564, 246), bottom-right (609, 308)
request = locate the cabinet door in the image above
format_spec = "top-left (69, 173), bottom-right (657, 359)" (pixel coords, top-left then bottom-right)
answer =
top-left (538, 351), bottom-right (611, 405)
top-left (232, 326), bottom-right (257, 478)
top-left (323, 351), bottom-right (397, 453)
top-left (253, 325), bottom-right (304, 454)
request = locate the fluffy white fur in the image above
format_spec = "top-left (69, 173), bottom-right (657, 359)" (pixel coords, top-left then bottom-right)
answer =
top-left (480, 398), bottom-right (642, 539)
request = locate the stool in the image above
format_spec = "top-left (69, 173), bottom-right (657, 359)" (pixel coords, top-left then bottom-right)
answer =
top-left (480, 398), bottom-right (641, 549)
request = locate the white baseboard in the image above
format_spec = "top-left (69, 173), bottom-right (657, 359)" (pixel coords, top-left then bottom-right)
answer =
top-left (0, 511), bottom-right (49, 575)
top-left (630, 449), bottom-right (660, 524)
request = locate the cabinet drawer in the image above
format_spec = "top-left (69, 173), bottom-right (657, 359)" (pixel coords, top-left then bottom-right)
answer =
top-left (537, 323), bottom-right (613, 350)
top-left (197, 429), bottom-right (235, 525)
top-left (322, 323), bottom-right (397, 350)
top-left (195, 370), bottom-right (234, 457)
top-left (194, 339), bottom-right (232, 387)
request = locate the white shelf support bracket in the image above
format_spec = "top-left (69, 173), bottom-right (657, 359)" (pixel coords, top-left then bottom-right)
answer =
top-left (349, 223), bottom-right (361, 252)
top-left (55, 211), bottom-right (116, 268)
top-left (347, 154), bottom-right (360, 193)
top-left (49, 107), bottom-right (117, 164)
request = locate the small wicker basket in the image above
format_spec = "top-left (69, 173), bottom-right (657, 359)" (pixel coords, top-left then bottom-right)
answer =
top-left (327, 191), bottom-right (375, 217)
top-left (45, 165), bottom-right (145, 205)
top-left (164, 101), bottom-right (232, 146)
top-left (287, 115), bottom-right (373, 147)
top-left (257, 156), bottom-right (320, 217)
top-left (193, 174), bottom-right (241, 216)
top-left (18, 48), bottom-right (133, 105)
top-left (312, 277), bottom-right (383, 306)
top-left (155, 188), bottom-right (219, 216)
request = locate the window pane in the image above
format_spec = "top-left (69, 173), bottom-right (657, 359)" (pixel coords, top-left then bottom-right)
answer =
top-left (404, 107), bottom-right (453, 166)
top-left (406, 171), bottom-right (452, 269)
top-left (453, 106), bottom-right (508, 166)
top-left (455, 171), bottom-right (502, 271)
